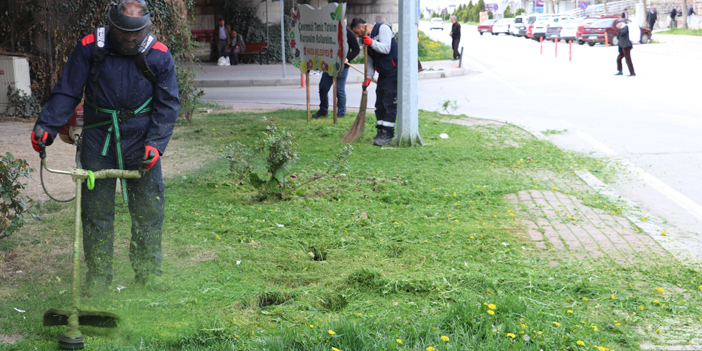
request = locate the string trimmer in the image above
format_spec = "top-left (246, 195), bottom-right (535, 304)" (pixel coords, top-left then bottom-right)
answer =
top-left (35, 126), bottom-right (141, 350)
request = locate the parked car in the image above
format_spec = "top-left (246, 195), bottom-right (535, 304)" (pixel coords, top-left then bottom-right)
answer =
top-left (524, 14), bottom-right (543, 39)
top-left (510, 15), bottom-right (528, 36)
top-left (532, 15), bottom-right (572, 41)
top-left (581, 18), bottom-right (651, 46)
top-left (430, 17), bottom-right (444, 30)
top-left (560, 17), bottom-right (599, 44)
top-left (477, 19), bottom-right (498, 35)
top-left (492, 18), bottom-right (514, 35)
top-left (546, 18), bottom-right (573, 41)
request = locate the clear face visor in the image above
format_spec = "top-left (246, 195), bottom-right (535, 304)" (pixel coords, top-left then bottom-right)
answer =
top-left (108, 2), bottom-right (151, 55)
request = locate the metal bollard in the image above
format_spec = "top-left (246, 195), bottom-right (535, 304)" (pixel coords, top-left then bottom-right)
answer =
top-left (605, 33), bottom-right (609, 47)
top-left (301, 73), bottom-right (305, 88)
top-left (569, 40), bottom-right (572, 61)
top-left (540, 36), bottom-right (543, 54)
top-left (458, 47), bottom-right (464, 68)
top-left (555, 38), bottom-right (558, 57)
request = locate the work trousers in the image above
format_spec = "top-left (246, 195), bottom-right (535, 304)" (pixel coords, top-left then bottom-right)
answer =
top-left (318, 67), bottom-right (349, 117)
top-left (375, 74), bottom-right (398, 135)
top-left (452, 37), bottom-right (461, 59)
top-left (616, 46), bottom-right (635, 75)
top-left (80, 127), bottom-right (165, 285)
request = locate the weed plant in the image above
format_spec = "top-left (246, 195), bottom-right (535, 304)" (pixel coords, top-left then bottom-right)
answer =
top-left (1, 110), bottom-right (701, 350)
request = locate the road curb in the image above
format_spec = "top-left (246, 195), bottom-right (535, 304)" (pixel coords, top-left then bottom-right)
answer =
top-left (193, 68), bottom-right (471, 88)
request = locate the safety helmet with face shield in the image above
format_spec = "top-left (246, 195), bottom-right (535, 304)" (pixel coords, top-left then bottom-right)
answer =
top-left (108, 0), bottom-right (152, 56)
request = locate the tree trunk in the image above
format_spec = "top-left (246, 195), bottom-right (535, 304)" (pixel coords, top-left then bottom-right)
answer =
top-left (683, 0), bottom-right (688, 29)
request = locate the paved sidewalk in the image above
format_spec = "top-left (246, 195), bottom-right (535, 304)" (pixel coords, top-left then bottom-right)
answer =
top-left (192, 60), bottom-right (470, 88)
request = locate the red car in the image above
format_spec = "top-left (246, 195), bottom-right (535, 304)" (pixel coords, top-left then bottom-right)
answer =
top-left (477, 19), bottom-right (497, 35)
top-left (581, 18), bottom-right (652, 46)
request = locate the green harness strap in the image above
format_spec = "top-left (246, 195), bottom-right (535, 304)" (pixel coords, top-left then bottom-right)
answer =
top-left (83, 97), bottom-right (153, 203)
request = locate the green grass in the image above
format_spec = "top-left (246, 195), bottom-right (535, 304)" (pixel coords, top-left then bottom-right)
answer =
top-left (655, 28), bottom-right (702, 35)
top-left (418, 31), bottom-right (453, 61)
top-left (1, 110), bottom-right (702, 350)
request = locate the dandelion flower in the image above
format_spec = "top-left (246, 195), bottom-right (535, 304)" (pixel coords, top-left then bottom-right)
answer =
top-left (611, 295), bottom-right (616, 300)
top-left (582, 297), bottom-right (588, 301)
top-left (396, 339), bottom-right (402, 344)
top-left (567, 310), bottom-right (573, 314)
top-left (332, 348), bottom-right (341, 351)
top-left (506, 333), bottom-right (516, 338)
top-left (592, 326), bottom-right (598, 332)
top-left (642, 216), bottom-right (647, 220)
top-left (453, 193), bottom-right (456, 197)
top-left (487, 310), bottom-right (495, 315)
top-left (426, 347), bottom-right (436, 351)
top-left (553, 187), bottom-right (557, 190)
top-left (638, 306), bottom-right (644, 310)
top-left (655, 328), bottom-right (661, 333)
top-left (656, 287), bottom-right (664, 293)
top-left (328, 330), bottom-right (336, 335)
top-left (310, 325), bottom-right (314, 328)
top-left (553, 322), bottom-right (561, 327)
top-left (488, 304), bottom-right (496, 310)
top-left (653, 300), bottom-right (659, 304)
top-left (661, 231), bottom-right (667, 236)
top-left (577, 340), bottom-right (585, 346)
top-left (441, 335), bottom-right (450, 341)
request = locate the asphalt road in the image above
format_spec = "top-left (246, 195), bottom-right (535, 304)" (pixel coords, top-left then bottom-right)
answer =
top-left (203, 22), bottom-right (702, 258)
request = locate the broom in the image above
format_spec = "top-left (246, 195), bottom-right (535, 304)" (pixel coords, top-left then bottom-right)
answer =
top-left (341, 31), bottom-right (370, 144)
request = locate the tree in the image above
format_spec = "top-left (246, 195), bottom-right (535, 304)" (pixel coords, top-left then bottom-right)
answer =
top-left (488, 10), bottom-right (494, 19)
top-left (504, 5), bottom-right (514, 18)
top-left (515, 8), bottom-right (526, 16)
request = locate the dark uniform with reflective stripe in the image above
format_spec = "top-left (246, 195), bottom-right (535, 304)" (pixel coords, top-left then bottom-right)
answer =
top-left (368, 23), bottom-right (398, 137)
top-left (33, 29), bottom-right (179, 287)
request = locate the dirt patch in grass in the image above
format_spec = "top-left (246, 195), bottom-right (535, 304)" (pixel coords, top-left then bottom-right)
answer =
top-left (442, 117), bottom-right (506, 127)
top-left (0, 333), bottom-right (25, 344)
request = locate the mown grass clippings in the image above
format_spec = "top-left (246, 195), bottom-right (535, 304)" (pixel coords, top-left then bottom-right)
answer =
top-left (1, 109), bottom-right (701, 350)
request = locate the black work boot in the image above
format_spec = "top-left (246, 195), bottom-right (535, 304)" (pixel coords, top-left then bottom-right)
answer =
top-left (614, 71), bottom-right (623, 76)
top-left (370, 129), bottom-right (382, 143)
top-left (312, 110), bottom-right (328, 118)
top-left (373, 128), bottom-right (394, 146)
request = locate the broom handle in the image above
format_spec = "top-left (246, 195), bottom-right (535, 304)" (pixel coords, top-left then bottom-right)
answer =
top-left (345, 63), bottom-right (377, 83)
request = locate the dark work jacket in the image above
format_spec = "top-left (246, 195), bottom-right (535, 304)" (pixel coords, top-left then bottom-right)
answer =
top-left (647, 11), bottom-right (657, 25)
top-left (621, 11), bottom-right (628, 19)
top-left (670, 9), bottom-right (677, 19)
top-left (451, 22), bottom-right (461, 38)
top-left (368, 23), bottom-right (398, 77)
top-left (617, 25), bottom-right (633, 48)
top-left (34, 31), bottom-right (180, 155)
top-left (346, 28), bottom-right (360, 62)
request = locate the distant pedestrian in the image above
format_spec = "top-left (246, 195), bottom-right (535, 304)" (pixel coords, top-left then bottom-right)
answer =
top-left (670, 6), bottom-right (678, 29)
top-left (622, 8), bottom-right (629, 20)
top-left (215, 18), bottom-right (231, 58)
top-left (225, 29), bottom-right (245, 65)
top-left (614, 20), bottom-right (635, 77)
top-left (312, 25), bottom-right (361, 119)
top-left (647, 6), bottom-right (658, 30)
top-left (688, 4), bottom-right (696, 27)
top-left (449, 16), bottom-right (461, 60)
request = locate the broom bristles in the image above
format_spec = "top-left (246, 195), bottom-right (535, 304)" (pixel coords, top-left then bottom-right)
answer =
top-left (341, 90), bottom-right (367, 144)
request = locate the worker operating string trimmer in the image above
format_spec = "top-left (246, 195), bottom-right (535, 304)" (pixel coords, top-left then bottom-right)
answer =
top-left (31, 0), bottom-right (179, 313)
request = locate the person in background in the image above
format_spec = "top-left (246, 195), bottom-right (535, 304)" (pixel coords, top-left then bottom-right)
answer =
top-left (226, 29), bottom-right (246, 65)
top-left (350, 17), bottom-right (398, 146)
top-left (622, 8), bottom-right (629, 20)
top-left (670, 6), bottom-right (678, 29)
top-left (312, 23), bottom-right (361, 119)
top-left (614, 20), bottom-right (635, 77)
top-left (647, 6), bottom-right (658, 30)
top-left (449, 16), bottom-right (461, 60)
top-left (688, 4), bottom-right (696, 27)
top-left (216, 18), bottom-right (231, 58)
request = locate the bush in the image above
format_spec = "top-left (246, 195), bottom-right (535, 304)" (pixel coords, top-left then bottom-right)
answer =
top-left (224, 118), bottom-right (352, 200)
top-left (515, 8), bottom-right (526, 16)
top-left (504, 5), bottom-right (514, 18)
top-left (0, 153), bottom-right (34, 240)
top-left (4, 85), bottom-right (41, 119)
top-left (176, 65), bottom-right (204, 123)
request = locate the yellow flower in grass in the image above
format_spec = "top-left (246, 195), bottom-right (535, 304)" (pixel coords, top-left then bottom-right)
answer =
top-left (592, 325), bottom-right (598, 332)
top-left (582, 297), bottom-right (588, 301)
top-left (488, 304), bottom-right (496, 310)
top-left (487, 310), bottom-right (495, 315)
top-left (396, 339), bottom-right (402, 344)
top-left (611, 295), bottom-right (616, 300)
top-left (567, 310), bottom-right (573, 314)
top-left (553, 322), bottom-right (561, 327)
top-left (653, 300), bottom-right (659, 304)
top-left (575, 340), bottom-right (585, 346)
top-left (441, 335), bottom-right (450, 341)
top-left (656, 287), bottom-right (664, 293)
top-left (332, 348), bottom-right (340, 351)
top-left (426, 347), bottom-right (436, 351)
top-left (328, 330), bottom-right (336, 335)
top-left (506, 333), bottom-right (516, 338)
top-left (309, 325), bottom-right (314, 328)
top-left (638, 306), bottom-right (644, 310)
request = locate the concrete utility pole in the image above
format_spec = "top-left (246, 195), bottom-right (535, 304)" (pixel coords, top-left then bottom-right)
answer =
top-left (281, 0), bottom-right (286, 77)
top-left (393, 0), bottom-right (423, 147)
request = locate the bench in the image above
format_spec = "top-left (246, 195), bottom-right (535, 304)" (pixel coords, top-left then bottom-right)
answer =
top-left (190, 29), bottom-right (214, 43)
top-left (239, 42), bottom-right (269, 65)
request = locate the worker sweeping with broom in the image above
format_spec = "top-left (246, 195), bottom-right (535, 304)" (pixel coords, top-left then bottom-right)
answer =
top-left (31, 0), bottom-right (179, 298)
top-left (349, 17), bottom-right (398, 146)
